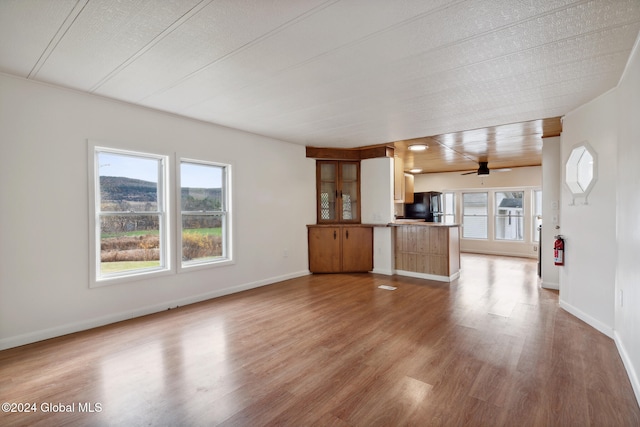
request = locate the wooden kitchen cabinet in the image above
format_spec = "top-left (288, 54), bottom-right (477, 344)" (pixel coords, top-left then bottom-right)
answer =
top-left (404, 173), bottom-right (414, 203)
top-left (394, 157), bottom-right (415, 203)
top-left (394, 156), bottom-right (404, 201)
top-left (308, 225), bottom-right (373, 273)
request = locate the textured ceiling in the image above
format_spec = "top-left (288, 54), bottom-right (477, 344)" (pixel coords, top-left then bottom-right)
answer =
top-left (1, 0), bottom-right (639, 157)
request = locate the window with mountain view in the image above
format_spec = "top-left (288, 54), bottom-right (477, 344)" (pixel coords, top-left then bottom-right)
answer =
top-left (180, 160), bottom-right (230, 267)
top-left (90, 146), bottom-right (233, 285)
top-left (95, 149), bottom-right (168, 281)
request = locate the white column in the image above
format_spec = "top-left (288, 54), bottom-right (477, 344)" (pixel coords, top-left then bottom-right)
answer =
top-left (541, 136), bottom-right (561, 289)
top-left (361, 157), bottom-right (394, 275)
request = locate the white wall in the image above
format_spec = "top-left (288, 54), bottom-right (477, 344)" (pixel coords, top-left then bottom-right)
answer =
top-left (541, 137), bottom-right (561, 289)
top-left (559, 89), bottom-right (617, 338)
top-left (559, 34), bottom-right (640, 405)
top-left (414, 167), bottom-right (541, 258)
top-left (614, 35), bottom-right (640, 404)
top-left (0, 74), bottom-right (316, 349)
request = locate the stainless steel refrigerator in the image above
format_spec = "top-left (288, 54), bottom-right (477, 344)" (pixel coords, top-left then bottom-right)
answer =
top-left (404, 191), bottom-right (443, 222)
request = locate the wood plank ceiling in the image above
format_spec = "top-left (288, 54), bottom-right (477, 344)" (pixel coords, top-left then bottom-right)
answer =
top-left (392, 116), bottom-right (563, 174)
top-left (0, 1), bottom-right (638, 173)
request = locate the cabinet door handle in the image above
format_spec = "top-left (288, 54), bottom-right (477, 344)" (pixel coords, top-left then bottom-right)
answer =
top-left (346, 230), bottom-right (349, 239)
top-left (333, 230), bottom-right (337, 239)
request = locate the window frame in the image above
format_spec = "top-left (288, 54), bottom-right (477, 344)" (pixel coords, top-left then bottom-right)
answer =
top-left (533, 189), bottom-right (542, 242)
top-left (89, 142), bottom-right (235, 287)
top-left (462, 192), bottom-right (488, 239)
top-left (443, 192), bottom-right (456, 224)
top-left (494, 190), bottom-right (525, 241)
top-left (89, 143), bottom-right (172, 287)
top-left (177, 157), bottom-right (233, 272)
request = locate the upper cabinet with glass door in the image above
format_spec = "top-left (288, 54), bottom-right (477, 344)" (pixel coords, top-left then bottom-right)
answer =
top-left (316, 160), bottom-right (360, 223)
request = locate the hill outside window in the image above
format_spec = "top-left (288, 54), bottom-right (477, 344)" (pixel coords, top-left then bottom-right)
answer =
top-left (90, 143), bottom-right (233, 287)
top-left (92, 147), bottom-right (169, 285)
top-left (180, 160), bottom-right (230, 268)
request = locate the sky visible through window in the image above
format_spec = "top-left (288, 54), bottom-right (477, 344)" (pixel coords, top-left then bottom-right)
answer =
top-left (181, 162), bottom-right (222, 189)
top-left (98, 152), bottom-right (158, 183)
top-left (98, 152), bottom-right (222, 188)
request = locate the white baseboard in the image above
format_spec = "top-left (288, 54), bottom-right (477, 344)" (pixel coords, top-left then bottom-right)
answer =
top-left (461, 249), bottom-right (537, 259)
top-left (559, 299), bottom-right (614, 338)
top-left (0, 270), bottom-right (310, 351)
top-left (614, 331), bottom-right (640, 409)
top-left (541, 281), bottom-right (559, 290)
top-left (393, 269), bottom-right (460, 283)
top-left (372, 268), bottom-right (394, 276)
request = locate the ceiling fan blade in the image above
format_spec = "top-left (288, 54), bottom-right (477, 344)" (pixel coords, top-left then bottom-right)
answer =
top-left (460, 171), bottom-right (477, 175)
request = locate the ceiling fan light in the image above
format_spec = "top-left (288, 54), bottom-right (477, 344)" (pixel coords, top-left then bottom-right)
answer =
top-left (408, 144), bottom-right (428, 151)
top-left (477, 162), bottom-right (490, 175)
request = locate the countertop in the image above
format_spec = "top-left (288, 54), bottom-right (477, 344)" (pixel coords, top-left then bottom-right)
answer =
top-left (306, 221), bottom-right (460, 228)
top-left (307, 223), bottom-right (386, 228)
top-left (389, 220), bottom-right (460, 227)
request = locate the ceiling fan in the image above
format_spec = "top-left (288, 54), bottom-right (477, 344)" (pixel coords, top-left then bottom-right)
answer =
top-left (461, 161), bottom-right (511, 175)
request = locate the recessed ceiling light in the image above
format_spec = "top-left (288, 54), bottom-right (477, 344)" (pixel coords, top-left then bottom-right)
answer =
top-left (408, 144), bottom-right (428, 151)
top-left (410, 168), bottom-right (422, 173)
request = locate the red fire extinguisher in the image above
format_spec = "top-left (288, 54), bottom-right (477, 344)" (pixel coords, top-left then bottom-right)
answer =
top-left (554, 235), bottom-right (565, 266)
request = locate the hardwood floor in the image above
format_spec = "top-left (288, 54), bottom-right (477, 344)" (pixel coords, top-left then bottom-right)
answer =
top-left (1, 254), bottom-right (638, 426)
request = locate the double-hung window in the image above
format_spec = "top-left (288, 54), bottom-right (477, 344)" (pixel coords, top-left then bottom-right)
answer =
top-left (462, 192), bottom-right (488, 239)
top-left (494, 191), bottom-right (524, 241)
top-left (90, 143), bottom-right (233, 286)
top-left (533, 190), bottom-right (542, 242)
top-left (180, 160), bottom-right (231, 268)
top-left (443, 192), bottom-right (456, 224)
top-left (93, 148), bottom-right (169, 283)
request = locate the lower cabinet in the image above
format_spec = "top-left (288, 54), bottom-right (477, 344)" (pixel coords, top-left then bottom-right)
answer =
top-left (308, 225), bottom-right (373, 273)
top-left (392, 224), bottom-right (460, 280)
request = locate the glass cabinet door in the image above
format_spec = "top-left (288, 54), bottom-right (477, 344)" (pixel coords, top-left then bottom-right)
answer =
top-left (340, 162), bottom-right (359, 222)
top-left (319, 162), bottom-right (337, 221)
top-left (316, 161), bottom-right (360, 223)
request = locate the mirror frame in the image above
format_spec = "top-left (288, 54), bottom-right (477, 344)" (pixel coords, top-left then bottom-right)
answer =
top-left (565, 141), bottom-right (597, 204)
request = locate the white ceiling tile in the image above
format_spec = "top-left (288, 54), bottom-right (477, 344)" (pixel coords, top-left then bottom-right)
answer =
top-left (143, 0), bottom-right (456, 113)
top-left (31, 0), bottom-right (204, 90)
top-left (94, 0), bottom-right (333, 102)
top-left (1, 0), bottom-right (639, 151)
top-left (0, 0), bottom-right (79, 77)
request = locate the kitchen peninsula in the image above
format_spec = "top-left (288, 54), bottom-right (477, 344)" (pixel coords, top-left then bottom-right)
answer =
top-left (389, 221), bottom-right (461, 282)
top-left (305, 147), bottom-right (460, 281)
